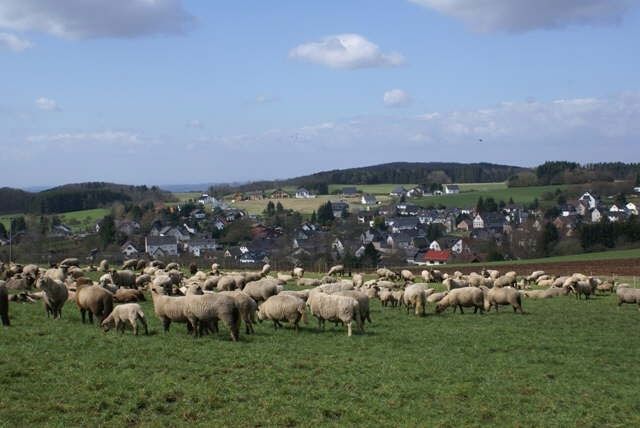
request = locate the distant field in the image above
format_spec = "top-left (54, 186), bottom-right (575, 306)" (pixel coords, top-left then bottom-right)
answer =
top-left (2, 283), bottom-right (640, 426)
top-left (173, 192), bottom-right (202, 202)
top-left (0, 208), bottom-right (108, 233)
top-left (230, 195), bottom-right (390, 215)
top-left (328, 184), bottom-right (417, 195)
top-left (414, 184), bottom-right (565, 208)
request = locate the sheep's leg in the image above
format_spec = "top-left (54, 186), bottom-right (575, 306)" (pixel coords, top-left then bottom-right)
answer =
top-left (347, 321), bottom-right (352, 337)
top-left (88, 311), bottom-right (94, 324)
top-left (140, 316), bottom-right (149, 335)
top-left (458, 305), bottom-right (464, 314)
top-left (131, 319), bottom-right (138, 335)
top-left (272, 320), bottom-right (278, 330)
top-left (163, 318), bottom-right (171, 333)
top-left (80, 309), bottom-right (86, 323)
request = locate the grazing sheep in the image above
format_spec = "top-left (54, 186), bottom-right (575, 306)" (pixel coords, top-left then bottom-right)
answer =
top-left (570, 279), bottom-right (597, 300)
top-left (352, 273), bottom-right (364, 288)
top-left (216, 276), bottom-right (237, 291)
top-left (4, 275), bottom-right (36, 291)
top-left (400, 270), bottom-right (415, 283)
top-left (298, 278), bottom-right (321, 288)
top-left (427, 291), bottom-right (447, 304)
top-left (211, 263), bottom-right (220, 275)
top-left (111, 270), bottom-right (136, 288)
top-left (101, 303), bottom-right (148, 335)
top-left (37, 277), bottom-right (69, 319)
top-left (327, 264), bottom-right (345, 277)
top-left (279, 289), bottom-right (312, 302)
top-left (391, 290), bottom-right (404, 308)
top-left (376, 268), bottom-right (397, 280)
top-left (122, 259), bottom-right (138, 270)
top-left (292, 267), bottom-right (305, 279)
top-left (552, 276), bottom-right (570, 288)
top-left (184, 293), bottom-right (240, 340)
top-left (483, 286), bottom-right (523, 313)
top-left (203, 276), bottom-right (220, 290)
top-left (543, 286), bottom-right (572, 298)
top-left (523, 290), bottom-right (547, 299)
top-left (403, 284), bottom-right (430, 316)
top-left (220, 290), bottom-right (258, 334)
top-left (277, 273), bottom-right (293, 282)
top-left (597, 281), bottom-right (615, 294)
top-left (22, 264), bottom-right (39, 278)
top-left (165, 262), bottom-right (180, 271)
top-left (113, 288), bottom-right (146, 303)
top-left (258, 294), bottom-right (308, 332)
top-left (0, 284), bottom-right (9, 326)
top-left (316, 281), bottom-right (354, 294)
top-left (149, 285), bottom-right (193, 333)
top-left (43, 267), bottom-right (67, 282)
top-left (616, 286), bottom-right (640, 309)
top-left (261, 264), bottom-right (271, 276)
top-left (493, 273), bottom-right (517, 288)
top-left (135, 260), bottom-right (148, 271)
top-left (436, 287), bottom-right (485, 314)
top-left (243, 279), bottom-right (280, 305)
top-left (306, 292), bottom-right (361, 336)
top-left (75, 284), bottom-right (114, 324)
top-left (526, 271), bottom-right (545, 283)
top-left (537, 279), bottom-right (555, 288)
top-left (98, 259), bottom-right (109, 272)
top-left (135, 274), bottom-right (152, 287)
top-left (379, 288), bottom-right (394, 307)
top-left (60, 258), bottom-right (80, 268)
top-left (421, 270), bottom-right (433, 283)
top-left (335, 290), bottom-right (371, 324)
top-left (443, 278), bottom-right (468, 291)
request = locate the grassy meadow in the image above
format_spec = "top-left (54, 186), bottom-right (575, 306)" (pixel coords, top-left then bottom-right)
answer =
top-left (2, 280), bottom-right (640, 426)
top-left (0, 208), bottom-right (108, 233)
top-left (230, 195), bottom-right (391, 216)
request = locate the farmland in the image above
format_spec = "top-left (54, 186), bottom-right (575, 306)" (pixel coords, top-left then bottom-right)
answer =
top-left (230, 195), bottom-right (391, 215)
top-left (0, 208), bottom-right (109, 233)
top-left (414, 184), bottom-right (566, 208)
top-left (1, 280), bottom-right (639, 426)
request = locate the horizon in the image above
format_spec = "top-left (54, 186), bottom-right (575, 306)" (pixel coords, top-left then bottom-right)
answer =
top-left (1, 1), bottom-right (640, 187)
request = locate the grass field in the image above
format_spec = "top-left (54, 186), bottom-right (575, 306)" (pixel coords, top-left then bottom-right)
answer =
top-left (0, 208), bottom-right (108, 233)
top-left (455, 248), bottom-right (640, 267)
top-left (2, 284), bottom-right (640, 426)
top-left (414, 184), bottom-right (565, 208)
top-left (328, 183), bottom-right (417, 195)
top-left (230, 195), bottom-right (390, 215)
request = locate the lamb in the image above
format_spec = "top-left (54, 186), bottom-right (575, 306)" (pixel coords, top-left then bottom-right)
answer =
top-left (483, 286), bottom-right (523, 313)
top-left (306, 292), bottom-right (361, 336)
top-left (400, 270), bottom-right (415, 282)
top-left (111, 270), bottom-right (136, 288)
top-left (243, 279), bottom-right (279, 305)
top-left (0, 284), bottom-right (9, 326)
top-left (616, 286), bottom-right (640, 309)
top-left (113, 288), bottom-right (146, 303)
top-left (327, 264), bottom-right (344, 277)
top-left (258, 294), bottom-right (308, 332)
top-left (335, 290), bottom-right (372, 324)
top-left (292, 267), bottom-right (305, 279)
top-left (37, 277), bottom-right (69, 319)
top-left (436, 287), bottom-right (485, 314)
top-left (184, 293), bottom-right (240, 340)
top-left (379, 288), bottom-right (394, 307)
top-left (220, 290), bottom-right (258, 334)
top-left (72, 284), bottom-right (112, 324)
top-left (101, 303), bottom-right (148, 335)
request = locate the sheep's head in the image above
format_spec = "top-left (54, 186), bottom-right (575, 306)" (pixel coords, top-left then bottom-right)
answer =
top-left (101, 318), bottom-right (113, 332)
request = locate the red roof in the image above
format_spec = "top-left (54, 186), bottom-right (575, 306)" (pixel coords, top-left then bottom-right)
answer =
top-left (424, 250), bottom-right (451, 262)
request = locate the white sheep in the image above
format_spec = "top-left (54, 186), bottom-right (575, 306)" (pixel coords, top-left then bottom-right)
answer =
top-left (307, 291), bottom-right (361, 336)
top-left (101, 303), bottom-right (148, 335)
top-left (258, 294), bottom-right (308, 331)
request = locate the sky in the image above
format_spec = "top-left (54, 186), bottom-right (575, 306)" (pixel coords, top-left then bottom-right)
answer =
top-left (1, 0), bottom-right (639, 188)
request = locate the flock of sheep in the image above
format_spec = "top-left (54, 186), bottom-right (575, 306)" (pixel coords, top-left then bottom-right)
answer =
top-left (1, 258), bottom-right (639, 339)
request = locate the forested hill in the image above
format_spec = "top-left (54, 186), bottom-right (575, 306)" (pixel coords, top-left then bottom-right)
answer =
top-left (209, 162), bottom-right (528, 194)
top-left (0, 182), bottom-right (173, 215)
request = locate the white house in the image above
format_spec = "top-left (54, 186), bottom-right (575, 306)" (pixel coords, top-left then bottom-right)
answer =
top-left (145, 236), bottom-right (178, 257)
top-left (591, 208), bottom-right (602, 223)
top-left (609, 204), bottom-right (621, 213)
top-left (626, 202), bottom-right (638, 215)
top-left (473, 214), bottom-right (485, 229)
top-left (428, 240), bottom-right (441, 251)
top-left (443, 184), bottom-right (460, 195)
top-left (121, 241), bottom-right (139, 258)
top-left (580, 192), bottom-right (598, 210)
top-left (295, 188), bottom-right (314, 199)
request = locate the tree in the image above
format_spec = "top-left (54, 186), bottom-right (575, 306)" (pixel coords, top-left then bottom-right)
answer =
top-left (484, 197), bottom-right (498, 212)
top-left (0, 222), bottom-right (6, 239)
top-left (310, 210), bottom-right (317, 224)
top-left (476, 197), bottom-right (485, 213)
top-left (541, 222), bottom-right (560, 256)
top-left (10, 217), bottom-right (26, 233)
top-left (508, 197), bottom-right (515, 205)
top-left (362, 243), bottom-right (380, 267)
top-left (316, 201), bottom-right (335, 226)
top-left (99, 215), bottom-right (116, 247)
top-left (265, 201), bottom-right (275, 217)
top-left (276, 202), bottom-right (284, 213)
top-left (614, 193), bottom-right (627, 207)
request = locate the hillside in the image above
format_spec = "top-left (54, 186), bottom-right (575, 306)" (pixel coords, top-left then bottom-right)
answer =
top-left (0, 182), bottom-right (174, 215)
top-left (210, 162), bottom-right (528, 194)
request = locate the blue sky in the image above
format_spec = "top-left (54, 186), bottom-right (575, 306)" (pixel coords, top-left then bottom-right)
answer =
top-left (1, 0), bottom-right (639, 188)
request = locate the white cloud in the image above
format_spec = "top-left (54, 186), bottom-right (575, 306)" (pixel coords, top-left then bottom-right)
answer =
top-left (409, 0), bottom-right (633, 32)
top-left (186, 119), bottom-right (203, 129)
top-left (384, 89), bottom-right (412, 107)
top-left (0, 32), bottom-right (32, 51)
top-left (289, 34), bottom-right (405, 69)
top-left (27, 131), bottom-right (146, 145)
top-left (35, 97), bottom-right (60, 111)
top-left (256, 95), bottom-right (278, 104)
top-left (0, 0), bottom-right (193, 40)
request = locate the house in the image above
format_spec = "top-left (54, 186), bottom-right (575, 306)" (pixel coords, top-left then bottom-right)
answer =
top-left (443, 184), bottom-right (460, 195)
top-left (386, 217), bottom-right (419, 233)
top-left (243, 191), bottom-right (265, 200)
top-left (341, 187), bottom-right (359, 198)
top-left (50, 224), bottom-right (73, 238)
top-left (270, 189), bottom-right (290, 199)
top-left (450, 238), bottom-right (470, 255)
top-left (457, 219), bottom-right (473, 232)
top-left (579, 192), bottom-right (598, 210)
top-left (484, 213), bottom-right (507, 232)
top-left (120, 241), bottom-right (139, 258)
top-left (188, 239), bottom-right (218, 257)
top-left (389, 186), bottom-right (407, 197)
top-left (473, 214), bottom-right (485, 229)
top-left (591, 208), bottom-right (603, 223)
top-left (626, 202), bottom-right (638, 215)
top-left (396, 203), bottom-right (421, 216)
top-left (116, 220), bottom-right (141, 236)
top-left (159, 225), bottom-right (191, 242)
top-left (361, 194), bottom-right (378, 206)
top-left (406, 186), bottom-right (424, 198)
top-left (190, 209), bottom-right (206, 220)
top-left (609, 204), bottom-right (621, 213)
top-left (295, 188), bottom-right (314, 199)
top-left (145, 235), bottom-right (178, 257)
top-left (560, 204), bottom-right (577, 217)
top-left (428, 240), bottom-right (441, 251)
top-left (331, 202), bottom-right (349, 218)
top-left (423, 249), bottom-right (451, 265)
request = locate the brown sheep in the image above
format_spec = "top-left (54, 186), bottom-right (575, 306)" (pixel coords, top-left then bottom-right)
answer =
top-left (76, 284), bottom-right (114, 324)
top-left (113, 288), bottom-right (146, 303)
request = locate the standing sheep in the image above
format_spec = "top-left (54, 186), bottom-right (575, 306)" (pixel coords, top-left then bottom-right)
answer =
top-left (111, 270), bottom-right (137, 288)
top-left (327, 264), bottom-right (345, 277)
top-left (306, 291), bottom-right (362, 336)
top-left (258, 294), bottom-right (308, 332)
top-left (243, 279), bottom-right (280, 305)
top-left (334, 290), bottom-right (371, 325)
top-left (101, 303), bottom-right (148, 335)
top-left (403, 284), bottom-right (432, 316)
top-left (37, 277), bottom-right (69, 319)
top-left (220, 290), bottom-right (258, 334)
top-left (113, 288), bottom-right (146, 303)
top-left (75, 284), bottom-right (114, 324)
top-left (436, 287), bottom-right (485, 314)
top-left (400, 270), bottom-right (415, 283)
top-left (184, 293), bottom-right (240, 340)
top-left (483, 286), bottom-right (523, 313)
top-left (292, 267), bottom-right (305, 279)
top-left (616, 286), bottom-right (640, 309)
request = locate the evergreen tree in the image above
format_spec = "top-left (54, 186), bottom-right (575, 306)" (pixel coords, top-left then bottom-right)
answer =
top-left (276, 202), bottom-right (284, 213)
top-left (362, 243), bottom-right (380, 267)
top-left (99, 215), bottom-right (116, 247)
top-left (508, 197), bottom-right (515, 205)
top-left (541, 222), bottom-right (560, 256)
top-left (0, 222), bottom-right (6, 239)
top-left (310, 210), bottom-right (317, 224)
top-left (265, 201), bottom-right (275, 216)
top-left (476, 197), bottom-right (485, 213)
top-left (316, 201), bottom-right (335, 225)
top-left (485, 197), bottom-right (498, 212)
